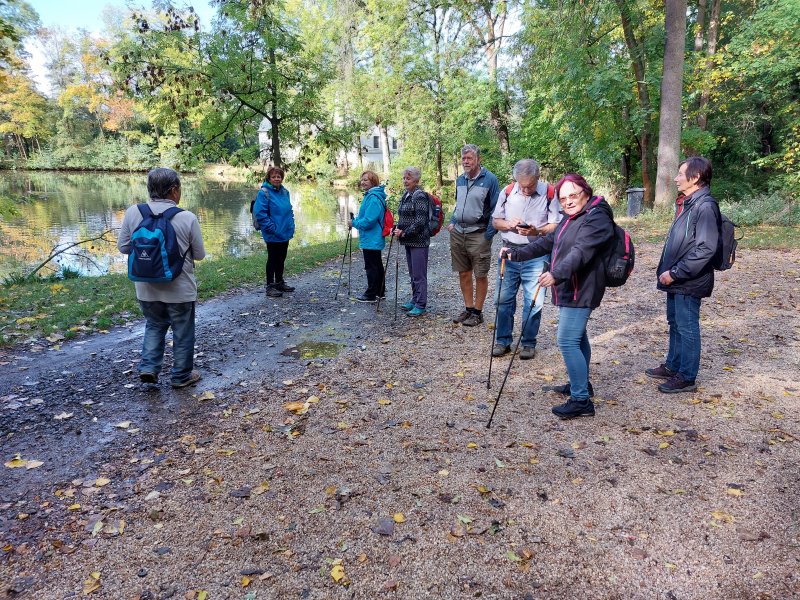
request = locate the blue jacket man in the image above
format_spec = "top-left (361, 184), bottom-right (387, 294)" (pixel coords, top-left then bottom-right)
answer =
top-left (646, 156), bottom-right (721, 393)
top-left (447, 144), bottom-right (500, 327)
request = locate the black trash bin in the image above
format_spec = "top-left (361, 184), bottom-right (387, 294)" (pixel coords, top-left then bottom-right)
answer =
top-left (626, 187), bottom-right (645, 217)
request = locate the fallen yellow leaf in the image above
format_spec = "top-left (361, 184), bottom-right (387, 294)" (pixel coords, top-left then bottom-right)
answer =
top-left (283, 401), bottom-right (308, 414)
top-left (393, 513), bottom-right (406, 523)
top-left (467, 442), bottom-right (478, 449)
top-left (197, 391), bottom-right (215, 401)
top-left (95, 477), bottom-right (111, 487)
top-left (378, 398), bottom-right (391, 406)
top-left (68, 503), bottom-right (81, 511)
top-left (83, 572), bottom-right (101, 594)
top-left (659, 442), bottom-right (670, 449)
top-left (727, 488), bottom-right (744, 497)
top-left (242, 576), bottom-right (251, 587)
top-left (330, 564), bottom-right (345, 583)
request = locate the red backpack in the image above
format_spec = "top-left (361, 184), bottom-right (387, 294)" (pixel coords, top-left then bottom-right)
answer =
top-left (503, 182), bottom-right (556, 207)
top-left (427, 193), bottom-right (444, 236)
top-left (380, 200), bottom-right (395, 237)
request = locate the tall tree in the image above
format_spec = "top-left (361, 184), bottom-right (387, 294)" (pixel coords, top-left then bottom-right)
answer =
top-left (655, 0), bottom-right (687, 207)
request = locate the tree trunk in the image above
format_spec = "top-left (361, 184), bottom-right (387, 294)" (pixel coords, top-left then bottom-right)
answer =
top-left (655, 0), bottom-right (688, 208)
top-left (616, 0), bottom-right (655, 206)
top-left (268, 48), bottom-right (282, 168)
top-left (693, 0), bottom-right (706, 52)
top-left (697, 0), bottom-right (721, 130)
top-left (378, 122), bottom-right (390, 179)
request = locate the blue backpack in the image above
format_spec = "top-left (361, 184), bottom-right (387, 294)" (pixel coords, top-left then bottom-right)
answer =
top-left (127, 204), bottom-right (190, 282)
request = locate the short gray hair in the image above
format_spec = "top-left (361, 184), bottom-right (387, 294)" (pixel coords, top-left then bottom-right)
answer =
top-left (512, 159), bottom-right (540, 181)
top-left (461, 144), bottom-right (480, 158)
top-left (402, 166), bottom-right (421, 182)
top-left (147, 168), bottom-right (181, 199)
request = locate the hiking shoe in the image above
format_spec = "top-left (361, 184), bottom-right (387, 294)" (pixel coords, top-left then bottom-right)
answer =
top-left (452, 310), bottom-right (472, 323)
top-left (658, 375), bottom-right (697, 394)
top-left (406, 307), bottom-right (427, 317)
top-left (462, 312), bottom-right (484, 327)
top-left (172, 370), bottom-right (202, 389)
top-left (645, 364), bottom-right (675, 380)
top-left (400, 301), bottom-right (415, 311)
top-left (520, 346), bottom-right (536, 360)
top-left (544, 382), bottom-right (595, 398)
top-left (552, 398), bottom-right (595, 419)
top-left (139, 372), bottom-right (157, 384)
top-left (274, 281), bottom-right (295, 292)
top-left (492, 344), bottom-right (511, 357)
top-left (353, 294), bottom-right (377, 303)
top-left (266, 284), bottom-right (283, 298)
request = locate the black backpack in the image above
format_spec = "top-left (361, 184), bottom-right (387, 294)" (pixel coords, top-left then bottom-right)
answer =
top-left (714, 213), bottom-right (740, 271)
top-left (587, 197), bottom-right (635, 287)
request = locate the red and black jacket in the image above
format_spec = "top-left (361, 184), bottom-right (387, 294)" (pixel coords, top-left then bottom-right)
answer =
top-left (509, 197), bottom-right (615, 308)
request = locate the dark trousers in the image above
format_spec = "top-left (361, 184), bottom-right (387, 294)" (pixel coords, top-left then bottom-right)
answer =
top-left (363, 249), bottom-right (385, 299)
top-left (405, 245), bottom-right (429, 309)
top-left (266, 241), bottom-right (289, 284)
top-left (138, 301), bottom-right (195, 385)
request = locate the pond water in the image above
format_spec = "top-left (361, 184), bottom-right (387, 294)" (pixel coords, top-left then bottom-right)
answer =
top-left (0, 171), bottom-right (362, 279)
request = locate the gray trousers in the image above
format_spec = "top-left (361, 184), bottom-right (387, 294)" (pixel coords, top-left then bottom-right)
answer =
top-left (405, 246), bottom-right (429, 309)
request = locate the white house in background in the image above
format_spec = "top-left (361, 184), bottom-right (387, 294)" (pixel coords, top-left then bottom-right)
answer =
top-left (257, 119), bottom-right (400, 173)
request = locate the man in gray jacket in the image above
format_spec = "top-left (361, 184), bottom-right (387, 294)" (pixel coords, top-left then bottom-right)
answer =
top-left (646, 156), bottom-right (721, 393)
top-left (447, 144), bottom-right (500, 327)
top-left (118, 168), bottom-right (206, 388)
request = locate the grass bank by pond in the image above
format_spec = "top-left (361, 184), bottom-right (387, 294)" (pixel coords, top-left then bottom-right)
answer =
top-left (0, 240), bottom-right (344, 347)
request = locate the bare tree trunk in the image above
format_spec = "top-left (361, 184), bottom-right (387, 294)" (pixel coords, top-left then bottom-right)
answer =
top-left (616, 0), bottom-right (655, 206)
top-left (693, 0), bottom-right (706, 52)
top-left (379, 122), bottom-right (390, 179)
top-left (697, 0), bottom-right (721, 130)
top-left (268, 48), bottom-right (282, 167)
top-left (655, 0), bottom-right (688, 208)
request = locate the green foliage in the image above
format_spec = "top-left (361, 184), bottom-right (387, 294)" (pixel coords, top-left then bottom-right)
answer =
top-left (720, 191), bottom-right (800, 227)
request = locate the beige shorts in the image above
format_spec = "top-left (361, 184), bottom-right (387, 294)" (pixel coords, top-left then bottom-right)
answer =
top-left (450, 229), bottom-right (492, 277)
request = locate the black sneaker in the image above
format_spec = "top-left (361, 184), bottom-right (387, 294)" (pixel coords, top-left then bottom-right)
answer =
top-left (462, 312), bottom-right (484, 327)
top-left (139, 372), bottom-right (157, 384)
top-left (266, 284), bottom-right (283, 298)
top-left (274, 281), bottom-right (295, 292)
top-left (452, 310), bottom-right (472, 323)
top-left (658, 375), bottom-right (697, 394)
top-left (544, 382), bottom-right (594, 398)
top-left (552, 398), bottom-right (595, 419)
top-left (645, 364), bottom-right (676, 380)
top-left (353, 294), bottom-right (377, 303)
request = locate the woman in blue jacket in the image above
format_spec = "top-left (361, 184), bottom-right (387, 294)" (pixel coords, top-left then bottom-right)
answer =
top-left (253, 166), bottom-right (296, 298)
top-left (348, 170), bottom-right (387, 302)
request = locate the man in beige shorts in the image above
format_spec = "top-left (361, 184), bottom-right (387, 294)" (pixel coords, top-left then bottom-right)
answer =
top-left (447, 144), bottom-right (500, 326)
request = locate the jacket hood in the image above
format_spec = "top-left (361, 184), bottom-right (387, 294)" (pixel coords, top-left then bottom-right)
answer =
top-left (365, 185), bottom-right (386, 200)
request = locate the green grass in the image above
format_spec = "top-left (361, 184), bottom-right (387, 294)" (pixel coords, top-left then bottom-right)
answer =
top-left (0, 240), bottom-right (344, 347)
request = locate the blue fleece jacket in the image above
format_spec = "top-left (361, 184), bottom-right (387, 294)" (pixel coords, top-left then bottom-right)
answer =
top-left (254, 182), bottom-right (295, 243)
top-left (352, 185), bottom-right (387, 251)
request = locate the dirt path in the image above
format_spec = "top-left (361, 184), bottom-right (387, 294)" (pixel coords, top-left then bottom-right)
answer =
top-left (1, 233), bottom-right (799, 599)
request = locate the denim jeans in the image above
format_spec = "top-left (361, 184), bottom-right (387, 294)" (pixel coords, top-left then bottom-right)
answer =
top-left (139, 301), bottom-right (196, 384)
top-left (665, 293), bottom-right (702, 381)
top-left (557, 306), bottom-right (593, 401)
top-left (495, 255), bottom-right (548, 348)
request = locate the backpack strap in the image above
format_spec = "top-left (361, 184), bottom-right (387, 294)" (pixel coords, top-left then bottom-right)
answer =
top-left (162, 206), bottom-right (184, 220)
top-left (504, 182), bottom-right (514, 197)
top-left (137, 204), bottom-right (153, 218)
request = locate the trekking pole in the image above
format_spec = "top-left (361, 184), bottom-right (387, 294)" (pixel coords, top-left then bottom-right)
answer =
top-left (333, 218), bottom-right (352, 300)
top-left (394, 235), bottom-right (400, 321)
top-left (376, 226), bottom-right (394, 313)
top-left (486, 261), bottom-right (550, 429)
top-left (487, 252), bottom-right (509, 390)
top-left (347, 211), bottom-right (354, 294)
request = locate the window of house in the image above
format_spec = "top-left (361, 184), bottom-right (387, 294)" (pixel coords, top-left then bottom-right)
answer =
top-left (392, 139), bottom-right (397, 150)
top-left (373, 136), bottom-right (379, 149)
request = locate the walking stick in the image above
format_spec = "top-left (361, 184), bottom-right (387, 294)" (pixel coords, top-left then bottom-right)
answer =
top-left (347, 212), bottom-right (354, 294)
top-left (486, 261), bottom-right (550, 429)
top-left (334, 216), bottom-right (352, 301)
top-left (376, 227), bottom-right (394, 313)
top-left (487, 253), bottom-right (509, 389)
top-left (394, 235), bottom-right (400, 321)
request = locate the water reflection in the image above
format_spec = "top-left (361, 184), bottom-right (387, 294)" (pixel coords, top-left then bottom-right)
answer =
top-left (0, 171), bottom-right (360, 278)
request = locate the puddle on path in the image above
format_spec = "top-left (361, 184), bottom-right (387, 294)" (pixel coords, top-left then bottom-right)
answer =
top-left (281, 341), bottom-right (343, 359)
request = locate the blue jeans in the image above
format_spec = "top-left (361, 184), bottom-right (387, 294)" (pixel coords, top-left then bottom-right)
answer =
top-left (665, 293), bottom-right (702, 381)
top-left (139, 301), bottom-right (196, 384)
top-left (495, 255), bottom-right (548, 348)
top-left (557, 307), bottom-right (593, 401)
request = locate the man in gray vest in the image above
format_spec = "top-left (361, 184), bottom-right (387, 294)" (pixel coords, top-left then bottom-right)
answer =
top-left (492, 159), bottom-right (560, 360)
top-left (118, 168), bottom-right (206, 388)
top-left (447, 144), bottom-right (500, 327)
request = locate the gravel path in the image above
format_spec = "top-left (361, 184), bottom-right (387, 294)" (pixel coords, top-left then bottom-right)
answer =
top-left (1, 232), bottom-right (799, 599)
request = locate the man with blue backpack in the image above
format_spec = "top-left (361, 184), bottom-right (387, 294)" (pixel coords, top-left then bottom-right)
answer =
top-left (117, 168), bottom-right (206, 388)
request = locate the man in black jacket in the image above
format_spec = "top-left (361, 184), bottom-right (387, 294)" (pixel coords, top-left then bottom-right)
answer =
top-left (646, 156), bottom-right (721, 393)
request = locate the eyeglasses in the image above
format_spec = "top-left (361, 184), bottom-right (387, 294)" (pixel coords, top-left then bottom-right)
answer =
top-left (559, 191), bottom-right (584, 202)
